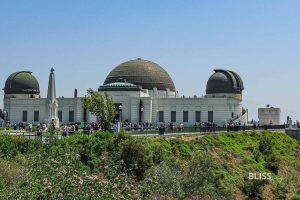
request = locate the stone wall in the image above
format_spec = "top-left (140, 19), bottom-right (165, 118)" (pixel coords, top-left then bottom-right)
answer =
top-left (285, 129), bottom-right (300, 141)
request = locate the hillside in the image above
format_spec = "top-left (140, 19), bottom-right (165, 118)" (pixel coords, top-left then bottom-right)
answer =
top-left (0, 131), bottom-right (300, 199)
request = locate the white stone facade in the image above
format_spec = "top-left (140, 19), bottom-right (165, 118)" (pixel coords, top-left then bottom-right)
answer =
top-left (99, 89), bottom-right (247, 127)
top-left (4, 88), bottom-right (247, 127)
top-left (3, 66), bottom-right (248, 127)
top-left (4, 97), bottom-right (84, 125)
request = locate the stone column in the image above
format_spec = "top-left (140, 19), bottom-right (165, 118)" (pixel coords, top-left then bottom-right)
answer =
top-left (47, 68), bottom-right (59, 128)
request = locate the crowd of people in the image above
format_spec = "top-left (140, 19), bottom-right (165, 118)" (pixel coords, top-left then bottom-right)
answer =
top-left (225, 121), bottom-right (247, 132)
top-left (120, 121), bottom-right (234, 133)
top-left (61, 124), bottom-right (79, 136)
top-left (122, 121), bottom-right (153, 130)
top-left (1, 117), bottom-right (287, 138)
top-left (6, 122), bottom-right (41, 133)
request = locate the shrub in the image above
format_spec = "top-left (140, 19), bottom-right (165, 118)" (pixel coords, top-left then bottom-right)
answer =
top-left (259, 137), bottom-right (273, 155)
top-left (293, 189), bottom-right (300, 200)
top-left (0, 136), bottom-right (43, 159)
top-left (274, 183), bottom-right (288, 200)
top-left (152, 145), bottom-right (167, 164)
top-left (0, 159), bottom-right (23, 191)
top-left (140, 162), bottom-right (183, 199)
top-left (265, 155), bottom-right (279, 174)
top-left (119, 138), bottom-right (153, 180)
top-left (243, 179), bottom-right (267, 199)
top-left (181, 152), bottom-right (222, 199)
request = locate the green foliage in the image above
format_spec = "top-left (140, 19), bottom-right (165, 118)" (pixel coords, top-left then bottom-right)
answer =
top-left (0, 131), bottom-right (300, 199)
top-left (141, 161), bottom-right (183, 199)
top-left (0, 159), bottom-right (23, 191)
top-left (243, 179), bottom-right (267, 199)
top-left (265, 155), bottom-right (280, 174)
top-left (181, 152), bottom-right (225, 199)
top-left (118, 137), bottom-right (153, 180)
top-left (83, 89), bottom-right (115, 129)
top-left (0, 135), bottom-right (42, 159)
top-left (293, 189), bottom-right (300, 200)
top-left (274, 183), bottom-right (288, 200)
top-left (259, 137), bottom-right (273, 155)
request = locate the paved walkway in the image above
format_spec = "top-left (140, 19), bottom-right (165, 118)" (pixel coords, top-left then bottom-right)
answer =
top-left (0, 129), bottom-right (286, 140)
top-left (132, 129), bottom-right (285, 137)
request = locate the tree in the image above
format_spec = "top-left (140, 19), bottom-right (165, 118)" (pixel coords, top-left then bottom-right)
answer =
top-left (83, 89), bottom-right (115, 130)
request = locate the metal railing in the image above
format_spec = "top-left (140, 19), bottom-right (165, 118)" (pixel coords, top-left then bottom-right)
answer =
top-left (0, 124), bottom-right (287, 139)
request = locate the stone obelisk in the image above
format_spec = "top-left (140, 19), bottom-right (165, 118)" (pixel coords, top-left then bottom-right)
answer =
top-left (47, 68), bottom-right (59, 128)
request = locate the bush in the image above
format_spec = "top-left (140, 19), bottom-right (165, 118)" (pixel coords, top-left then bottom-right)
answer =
top-left (0, 159), bottom-right (23, 191)
top-left (293, 190), bottom-right (300, 200)
top-left (275, 183), bottom-right (288, 200)
top-left (181, 152), bottom-right (223, 199)
top-left (50, 132), bottom-right (115, 172)
top-left (0, 136), bottom-right (43, 159)
top-left (119, 138), bottom-right (153, 180)
top-left (243, 179), bottom-right (267, 199)
top-left (259, 137), bottom-right (273, 155)
top-left (141, 162), bottom-right (183, 199)
top-left (265, 155), bottom-right (279, 174)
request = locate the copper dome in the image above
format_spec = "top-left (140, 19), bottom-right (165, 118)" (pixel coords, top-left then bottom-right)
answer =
top-left (206, 69), bottom-right (244, 94)
top-left (104, 59), bottom-right (175, 91)
top-left (3, 71), bottom-right (40, 94)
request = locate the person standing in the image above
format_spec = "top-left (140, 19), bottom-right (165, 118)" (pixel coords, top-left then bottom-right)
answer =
top-left (29, 123), bottom-right (33, 132)
top-left (63, 124), bottom-right (68, 137)
top-left (18, 122), bottom-right (22, 132)
top-left (253, 122), bottom-right (257, 131)
top-left (170, 121), bottom-right (174, 132)
top-left (75, 123), bottom-right (79, 132)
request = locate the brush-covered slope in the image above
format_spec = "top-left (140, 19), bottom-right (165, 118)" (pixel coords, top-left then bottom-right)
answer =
top-left (0, 131), bottom-right (299, 199)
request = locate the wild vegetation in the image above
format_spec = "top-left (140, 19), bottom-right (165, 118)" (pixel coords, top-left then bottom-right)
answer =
top-left (0, 131), bottom-right (300, 199)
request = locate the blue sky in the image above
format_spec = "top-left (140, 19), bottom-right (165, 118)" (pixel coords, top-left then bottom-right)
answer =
top-left (1, 0), bottom-right (300, 122)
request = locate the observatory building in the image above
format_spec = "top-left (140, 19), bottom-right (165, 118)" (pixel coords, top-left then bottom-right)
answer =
top-left (3, 58), bottom-right (248, 127)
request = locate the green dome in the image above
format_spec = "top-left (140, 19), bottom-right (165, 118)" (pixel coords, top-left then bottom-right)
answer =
top-left (206, 69), bottom-right (244, 94)
top-left (104, 58), bottom-right (175, 91)
top-left (3, 71), bottom-right (40, 94)
top-left (99, 79), bottom-right (141, 91)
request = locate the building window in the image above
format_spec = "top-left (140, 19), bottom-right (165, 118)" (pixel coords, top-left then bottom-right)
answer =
top-left (171, 111), bottom-right (176, 122)
top-left (208, 111), bottom-right (213, 122)
top-left (232, 112), bottom-right (234, 118)
top-left (34, 111), bottom-right (39, 122)
top-left (158, 111), bottom-right (164, 122)
top-left (69, 110), bottom-right (75, 122)
top-left (183, 111), bottom-right (188, 122)
top-left (22, 111), bottom-right (28, 122)
top-left (195, 111), bottom-right (201, 123)
top-left (58, 111), bottom-right (62, 122)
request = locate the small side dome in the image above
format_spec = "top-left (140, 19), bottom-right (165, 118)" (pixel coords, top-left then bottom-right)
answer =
top-left (3, 71), bottom-right (40, 94)
top-left (206, 69), bottom-right (244, 94)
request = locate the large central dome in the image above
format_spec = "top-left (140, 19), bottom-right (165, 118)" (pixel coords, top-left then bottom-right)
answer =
top-left (104, 58), bottom-right (175, 91)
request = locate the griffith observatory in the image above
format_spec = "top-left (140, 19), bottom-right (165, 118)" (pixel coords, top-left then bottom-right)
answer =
top-left (3, 58), bottom-right (248, 127)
